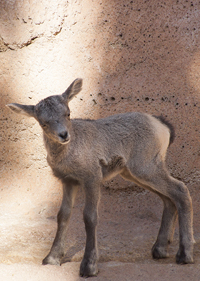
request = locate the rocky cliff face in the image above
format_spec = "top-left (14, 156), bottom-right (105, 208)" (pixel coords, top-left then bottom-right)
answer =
top-left (0, 0), bottom-right (199, 265)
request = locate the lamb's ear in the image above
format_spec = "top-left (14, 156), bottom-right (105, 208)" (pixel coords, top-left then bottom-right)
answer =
top-left (62, 78), bottom-right (83, 102)
top-left (6, 103), bottom-right (36, 118)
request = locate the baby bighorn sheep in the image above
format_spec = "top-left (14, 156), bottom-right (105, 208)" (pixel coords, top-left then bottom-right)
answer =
top-left (7, 78), bottom-right (194, 277)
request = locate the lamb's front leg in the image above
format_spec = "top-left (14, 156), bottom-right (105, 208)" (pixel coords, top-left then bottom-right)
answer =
top-left (80, 181), bottom-right (100, 277)
top-left (43, 179), bottom-right (78, 265)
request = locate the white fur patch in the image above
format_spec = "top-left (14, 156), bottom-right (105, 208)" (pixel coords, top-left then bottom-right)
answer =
top-left (147, 114), bottom-right (170, 160)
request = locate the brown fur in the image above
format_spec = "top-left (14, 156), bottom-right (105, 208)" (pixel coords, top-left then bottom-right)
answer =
top-left (7, 79), bottom-right (194, 277)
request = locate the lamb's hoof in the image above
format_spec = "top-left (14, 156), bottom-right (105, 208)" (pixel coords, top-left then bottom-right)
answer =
top-left (80, 259), bottom-right (98, 277)
top-left (176, 247), bottom-right (194, 264)
top-left (42, 255), bottom-right (61, 266)
top-left (152, 244), bottom-right (169, 259)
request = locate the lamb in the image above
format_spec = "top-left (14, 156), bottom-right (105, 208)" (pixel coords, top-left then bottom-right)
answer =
top-left (7, 78), bottom-right (194, 277)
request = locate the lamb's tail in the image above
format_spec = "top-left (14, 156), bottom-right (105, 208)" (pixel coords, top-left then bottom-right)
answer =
top-left (154, 115), bottom-right (175, 146)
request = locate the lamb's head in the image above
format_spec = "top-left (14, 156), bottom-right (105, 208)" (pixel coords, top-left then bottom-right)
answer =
top-left (7, 78), bottom-right (82, 144)
top-left (35, 94), bottom-right (72, 144)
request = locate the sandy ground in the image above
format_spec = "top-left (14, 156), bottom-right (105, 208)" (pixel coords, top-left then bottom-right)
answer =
top-left (1, 261), bottom-right (200, 281)
top-left (0, 178), bottom-right (200, 281)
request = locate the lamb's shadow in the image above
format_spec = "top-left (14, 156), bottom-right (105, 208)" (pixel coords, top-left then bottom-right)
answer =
top-left (61, 244), bottom-right (84, 264)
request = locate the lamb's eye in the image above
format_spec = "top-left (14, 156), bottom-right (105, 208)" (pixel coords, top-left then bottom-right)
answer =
top-left (42, 124), bottom-right (47, 128)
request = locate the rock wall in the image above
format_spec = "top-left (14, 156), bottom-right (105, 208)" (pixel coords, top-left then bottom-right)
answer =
top-left (0, 0), bottom-right (199, 264)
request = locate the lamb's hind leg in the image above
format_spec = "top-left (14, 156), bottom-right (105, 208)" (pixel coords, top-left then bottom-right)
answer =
top-left (146, 175), bottom-right (194, 263)
top-left (43, 179), bottom-right (78, 265)
top-left (121, 169), bottom-right (177, 259)
top-left (151, 194), bottom-right (178, 259)
top-left (167, 176), bottom-right (194, 264)
top-left (121, 168), bottom-right (194, 263)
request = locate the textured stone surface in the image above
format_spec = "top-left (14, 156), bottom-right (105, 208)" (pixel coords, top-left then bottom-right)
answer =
top-left (0, 0), bottom-right (200, 279)
top-left (0, 0), bottom-right (68, 50)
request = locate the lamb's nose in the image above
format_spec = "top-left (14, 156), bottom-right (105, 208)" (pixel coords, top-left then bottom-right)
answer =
top-left (59, 131), bottom-right (68, 141)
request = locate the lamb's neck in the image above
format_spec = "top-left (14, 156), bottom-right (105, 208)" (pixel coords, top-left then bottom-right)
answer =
top-left (43, 134), bottom-right (69, 161)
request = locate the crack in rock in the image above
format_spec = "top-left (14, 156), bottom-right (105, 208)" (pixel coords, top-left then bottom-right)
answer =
top-left (0, 0), bottom-right (68, 50)
top-left (0, 36), bottom-right (8, 52)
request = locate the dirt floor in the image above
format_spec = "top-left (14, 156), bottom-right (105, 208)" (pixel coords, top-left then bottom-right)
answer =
top-left (1, 261), bottom-right (200, 281)
top-left (0, 173), bottom-right (200, 280)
